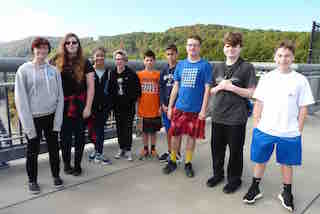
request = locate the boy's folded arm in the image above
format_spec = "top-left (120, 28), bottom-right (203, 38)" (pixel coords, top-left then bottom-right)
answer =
top-left (228, 83), bottom-right (255, 98)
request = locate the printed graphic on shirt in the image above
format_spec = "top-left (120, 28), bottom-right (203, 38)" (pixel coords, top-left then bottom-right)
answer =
top-left (117, 77), bottom-right (124, 95)
top-left (181, 68), bottom-right (198, 88)
top-left (137, 70), bottom-right (161, 118)
top-left (141, 80), bottom-right (159, 94)
top-left (163, 73), bottom-right (174, 87)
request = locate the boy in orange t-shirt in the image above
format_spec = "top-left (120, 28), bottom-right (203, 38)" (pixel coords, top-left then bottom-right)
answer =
top-left (137, 50), bottom-right (161, 160)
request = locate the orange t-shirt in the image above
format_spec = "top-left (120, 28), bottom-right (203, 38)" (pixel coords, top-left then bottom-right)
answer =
top-left (137, 70), bottom-right (160, 118)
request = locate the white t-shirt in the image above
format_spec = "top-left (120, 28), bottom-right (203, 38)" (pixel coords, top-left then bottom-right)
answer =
top-left (253, 69), bottom-right (315, 137)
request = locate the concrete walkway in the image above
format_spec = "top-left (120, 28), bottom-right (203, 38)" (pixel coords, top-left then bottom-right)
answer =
top-left (0, 116), bottom-right (319, 214)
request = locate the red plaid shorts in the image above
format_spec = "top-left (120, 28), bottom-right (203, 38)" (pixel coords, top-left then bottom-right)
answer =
top-left (169, 108), bottom-right (205, 139)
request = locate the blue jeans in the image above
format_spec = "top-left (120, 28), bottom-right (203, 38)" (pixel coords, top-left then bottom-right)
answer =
top-left (94, 109), bottom-right (109, 154)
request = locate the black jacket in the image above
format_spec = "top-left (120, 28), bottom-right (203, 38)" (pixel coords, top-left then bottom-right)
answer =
top-left (92, 69), bottom-right (112, 112)
top-left (108, 66), bottom-right (141, 110)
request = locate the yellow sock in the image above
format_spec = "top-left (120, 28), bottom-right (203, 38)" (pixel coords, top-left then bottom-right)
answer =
top-left (170, 151), bottom-right (177, 162)
top-left (185, 151), bottom-right (193, 164)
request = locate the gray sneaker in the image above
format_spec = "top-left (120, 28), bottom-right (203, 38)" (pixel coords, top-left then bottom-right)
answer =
top-left (88, 151), bottom-right (96, 161)
top-left (114, 149), bottom-right (124, 159)
top-left (176, 153), bottom-right (183, 164)
top-left (124, 151), bottom-right (133, 161)
top-left (95, 153), bottom-right (112, 165)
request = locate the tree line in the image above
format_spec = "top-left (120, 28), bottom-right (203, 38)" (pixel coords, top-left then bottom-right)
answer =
top-left (0, 24), bottom-right (311, 63)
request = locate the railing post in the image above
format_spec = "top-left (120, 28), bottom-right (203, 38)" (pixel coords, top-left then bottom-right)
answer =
top-left (4, 71), bottom-right (13, 146)
top-left (308, 21), bottom-right (316, 64)
top-left (19, 121), bottom-right (23, 145)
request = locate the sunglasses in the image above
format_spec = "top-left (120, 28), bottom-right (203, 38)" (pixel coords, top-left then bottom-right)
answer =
top-left (65, 41), bottom-right (78, 45)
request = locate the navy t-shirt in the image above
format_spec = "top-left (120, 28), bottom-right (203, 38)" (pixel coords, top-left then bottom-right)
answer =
top-left (160, 64), bottom-right (175, 106)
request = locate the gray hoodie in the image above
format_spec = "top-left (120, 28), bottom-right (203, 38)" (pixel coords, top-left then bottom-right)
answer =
top-left (14, 61), bottom-right (64, 139)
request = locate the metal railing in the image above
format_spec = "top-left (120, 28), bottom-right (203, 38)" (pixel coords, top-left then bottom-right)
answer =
top-left (308, 21), bottom-right (320, 64)
top-left (1, 58), bottom-right (320, 163)
top-left (0, 80), bottom-right (118, 163)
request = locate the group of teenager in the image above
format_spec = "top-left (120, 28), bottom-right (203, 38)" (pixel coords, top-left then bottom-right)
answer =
top-left (14, 31), bottom-right (314, 213)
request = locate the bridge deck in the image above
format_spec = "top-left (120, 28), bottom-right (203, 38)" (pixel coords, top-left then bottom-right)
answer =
top-left (0, 116), bottom-right (319, 214)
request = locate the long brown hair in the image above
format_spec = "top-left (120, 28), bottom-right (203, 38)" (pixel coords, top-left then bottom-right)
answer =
top-left (56, 33), bottom-right (85, 83)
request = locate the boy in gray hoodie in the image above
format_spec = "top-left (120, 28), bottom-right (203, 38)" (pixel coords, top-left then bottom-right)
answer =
top-left (15, 37), bottom-right (64, 194)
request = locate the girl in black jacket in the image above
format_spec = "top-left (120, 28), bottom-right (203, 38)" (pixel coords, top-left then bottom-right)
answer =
top-left (87, 47), bottom-right (112, 164)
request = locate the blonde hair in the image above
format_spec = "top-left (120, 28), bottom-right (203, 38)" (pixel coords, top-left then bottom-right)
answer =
top-left (113, 49), bottom-right (128, 62)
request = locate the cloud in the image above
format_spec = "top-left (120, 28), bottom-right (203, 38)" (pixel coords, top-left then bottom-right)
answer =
top-left (0, 8), bottom-right (92, 42)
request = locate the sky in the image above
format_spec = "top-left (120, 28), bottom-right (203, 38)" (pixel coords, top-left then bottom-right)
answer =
top-left (0, 0), bottom-right (319, 42)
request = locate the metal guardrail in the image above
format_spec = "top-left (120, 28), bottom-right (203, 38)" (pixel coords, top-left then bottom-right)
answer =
top-left (0, 82), bottom-right (118, 163)
top-left (308, 21), bottom-right (320, 64)
top-left (1, 58), bottom-right (320, 163)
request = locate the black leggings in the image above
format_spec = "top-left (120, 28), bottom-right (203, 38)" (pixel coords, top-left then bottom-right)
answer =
top-left (60, 116), bottom-right (85, 170)
top-left (26, 114), bottom-right (60, 182)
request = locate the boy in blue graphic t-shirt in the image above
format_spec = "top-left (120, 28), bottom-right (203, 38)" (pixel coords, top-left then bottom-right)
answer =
top-left (162, 35), bottom-right (212, 177)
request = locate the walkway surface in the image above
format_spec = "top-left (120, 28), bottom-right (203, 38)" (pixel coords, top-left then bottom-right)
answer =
top-left (0, 115), bottom-right (319, 214)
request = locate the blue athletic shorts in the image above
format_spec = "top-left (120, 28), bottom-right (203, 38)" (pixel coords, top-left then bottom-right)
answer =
top-left (251, 128), bottom-right (302, 166)
top-left (161, 112), bottom-right (171, 132)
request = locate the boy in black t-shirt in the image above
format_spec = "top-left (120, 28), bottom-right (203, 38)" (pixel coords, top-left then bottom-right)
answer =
top-left (207, 32), bottom-right (257, 193)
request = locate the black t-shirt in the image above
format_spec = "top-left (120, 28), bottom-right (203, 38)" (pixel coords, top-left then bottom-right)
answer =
top-left (211, 58), bottom-right (257, 125)
top-left (60, 59), bottom-right (94, 96)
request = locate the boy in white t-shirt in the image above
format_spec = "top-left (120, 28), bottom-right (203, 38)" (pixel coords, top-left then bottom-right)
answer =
top-left (243, 40), bottom-right (315, 212)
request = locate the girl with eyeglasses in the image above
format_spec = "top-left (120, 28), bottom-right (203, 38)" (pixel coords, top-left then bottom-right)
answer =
top-left (51, 33), bottom-right (95, 176)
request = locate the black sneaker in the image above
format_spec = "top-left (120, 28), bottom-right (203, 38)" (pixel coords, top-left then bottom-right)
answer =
top-left (159, 152), bottom-right (170, 163)
top-left (206, 175), bottom-right (224, 188)
top-left (28, 182), bottom-right (40, 194)
top-left (72, 167), bottom-right (82, 176)
top-left (243, 184), bottom-right (263, 204)
top-left (223, 180), bottom-right (242, 194)
top-left (162, 160), bottom-right (177, 174)
top-left (64, 166), bottom-right (74, 175)
top-left (184, 163), bottom-right (194, 178)
top-left (53, 177), bottom-right (64, 189)
top-left (278, 191), bottom-right (294, 212)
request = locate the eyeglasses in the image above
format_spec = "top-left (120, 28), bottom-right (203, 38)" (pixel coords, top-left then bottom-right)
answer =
top-left (65, 41), bottom-right (78, 46)
top-left (187, 43), bottom-right (200, 47)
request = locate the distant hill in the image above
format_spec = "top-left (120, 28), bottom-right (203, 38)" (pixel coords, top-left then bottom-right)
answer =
top-left (0, 37), bottom-right (59, 57)
top-left (0, 24), bottom-right (311, 63)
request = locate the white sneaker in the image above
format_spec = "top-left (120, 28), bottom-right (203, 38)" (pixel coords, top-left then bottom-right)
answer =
top-left (114, 149), bottom-right (123, 159)
top-left (95, 154), bottom-right (112, 165)
top-left (125, 151), bottom-right (133, 161)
